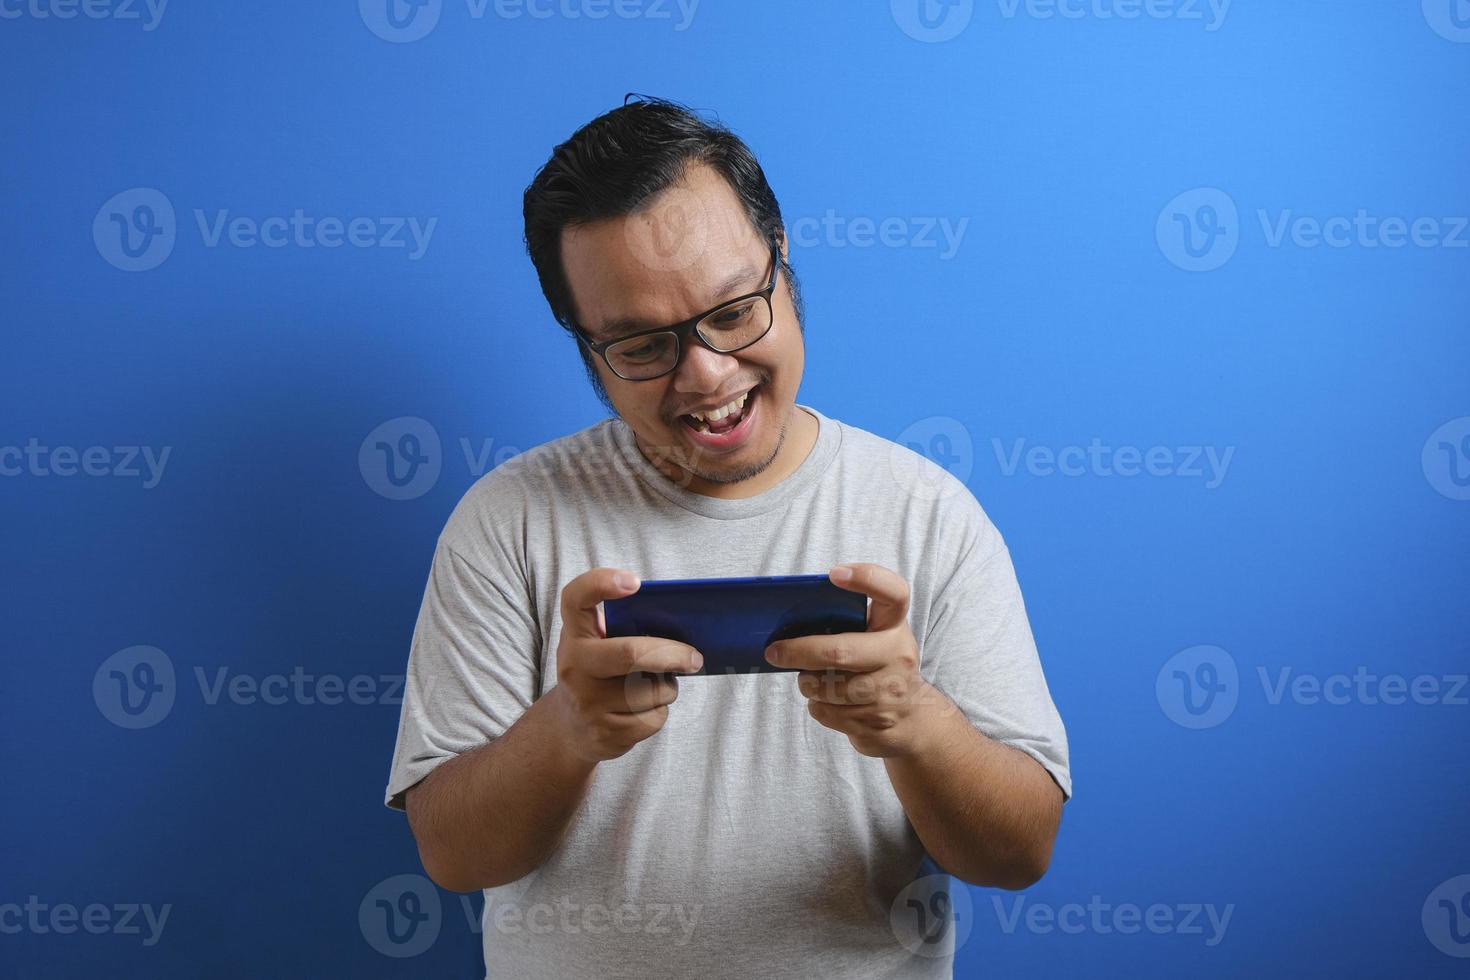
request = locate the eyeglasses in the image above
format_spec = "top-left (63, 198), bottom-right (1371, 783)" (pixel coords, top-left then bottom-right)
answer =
top-left (571, 242), bottom-right (781, 381)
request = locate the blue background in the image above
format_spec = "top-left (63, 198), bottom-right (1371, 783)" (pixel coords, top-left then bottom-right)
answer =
top-left (3, 0), bottom-right (1468, 976)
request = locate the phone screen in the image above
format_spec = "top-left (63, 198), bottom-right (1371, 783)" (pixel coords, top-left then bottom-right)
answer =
top-left (602, 573), bottom-right (868, 676)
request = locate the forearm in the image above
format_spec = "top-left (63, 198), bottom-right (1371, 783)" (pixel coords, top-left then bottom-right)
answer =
top-left (406, 685), bottom-right (596, 892)
top-left (884, 688), bottom-right (1063, 889)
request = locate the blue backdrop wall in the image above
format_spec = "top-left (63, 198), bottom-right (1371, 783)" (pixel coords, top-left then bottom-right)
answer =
top-left (4, 1), bottom-right (1469, 976)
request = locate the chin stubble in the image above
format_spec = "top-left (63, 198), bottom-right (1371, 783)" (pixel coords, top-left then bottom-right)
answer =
top-left (686, 405), bottom-right (787, 487)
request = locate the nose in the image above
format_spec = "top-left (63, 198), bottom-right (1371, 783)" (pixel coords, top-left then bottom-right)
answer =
top-left (672, 339), bottom-right (740, 399)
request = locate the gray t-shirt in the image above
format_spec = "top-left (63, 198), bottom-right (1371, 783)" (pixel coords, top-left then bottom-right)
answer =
top-left (385, 403), bottom-right (1071, 979)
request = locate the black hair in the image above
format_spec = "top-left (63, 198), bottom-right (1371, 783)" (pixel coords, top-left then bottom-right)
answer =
top-left (522, 94), bottom-right (803, 411)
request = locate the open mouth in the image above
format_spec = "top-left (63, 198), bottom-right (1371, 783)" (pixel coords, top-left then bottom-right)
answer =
top-left (678, 383), bottom-right (759, 448)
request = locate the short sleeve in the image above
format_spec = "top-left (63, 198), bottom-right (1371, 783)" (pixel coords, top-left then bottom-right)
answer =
top-left (919, 496), bottom-right (1072, 801)
top-left (383, 531), bottom-right (542, 811)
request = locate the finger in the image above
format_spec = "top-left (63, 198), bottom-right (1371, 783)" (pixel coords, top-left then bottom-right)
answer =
top-left (831, 563), bottom-right (909, 633)
top-left (619, 672), bottom-right (679, 713)
top-left (612, 703), bottom-right (670, 738)
top-left (584, 637), bottom-right (703, 679)
top-left (797, 669), bottom-right (867, 705)
top-left (805, 698), bottom-right (851, 733)
top-left (766, 629), bottom-right (889, 672)
top-left (797, 668), bottom-right (911, 705)
top-left (796, 669), bottom-right (860, 704)
top-left (561, 567), bottom-right (641, 640)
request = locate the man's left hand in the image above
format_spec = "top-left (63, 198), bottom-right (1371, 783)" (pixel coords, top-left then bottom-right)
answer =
top-left (765, 563), bottom-right (954, 758)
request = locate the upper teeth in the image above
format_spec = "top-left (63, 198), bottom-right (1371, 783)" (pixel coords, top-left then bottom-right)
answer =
top-left (690, 390), bottom-right (750, 422)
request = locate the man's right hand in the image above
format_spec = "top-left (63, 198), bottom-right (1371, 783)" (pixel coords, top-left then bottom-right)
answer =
top-left (551, 568), bottom-right (703, 764)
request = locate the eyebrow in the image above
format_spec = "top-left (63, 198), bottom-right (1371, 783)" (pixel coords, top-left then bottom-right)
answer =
top-left (593, 263), bottom-right (760, 343)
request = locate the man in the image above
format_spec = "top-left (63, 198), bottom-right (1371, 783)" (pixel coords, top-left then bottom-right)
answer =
top-left (385, 96), bottom-right (1071, 979)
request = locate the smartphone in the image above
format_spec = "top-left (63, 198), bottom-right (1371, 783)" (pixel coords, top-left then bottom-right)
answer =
top-left (602, 573), bottom-right (868, 676)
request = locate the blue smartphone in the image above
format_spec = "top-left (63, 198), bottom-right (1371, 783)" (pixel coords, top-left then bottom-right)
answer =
top-left (602, 573), bottom-right (868, 676)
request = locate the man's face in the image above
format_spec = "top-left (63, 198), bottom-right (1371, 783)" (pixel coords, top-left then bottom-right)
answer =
top-left (560, 162), bottom-right (805, 495)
